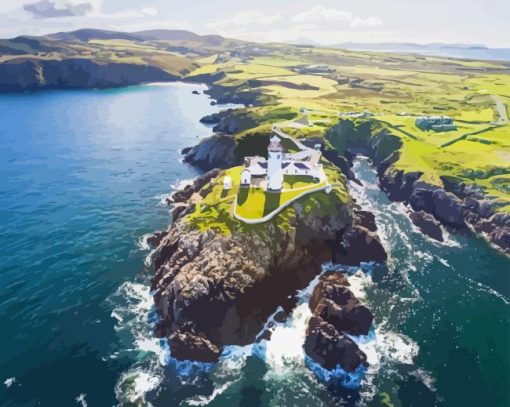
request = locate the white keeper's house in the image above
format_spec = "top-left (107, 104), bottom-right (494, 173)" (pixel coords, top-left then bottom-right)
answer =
top-left (240, 134), bottom-right (323, 191)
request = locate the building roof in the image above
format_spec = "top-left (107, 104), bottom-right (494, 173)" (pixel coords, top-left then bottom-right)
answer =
top-left (294, 162), bottom-right (310, 170)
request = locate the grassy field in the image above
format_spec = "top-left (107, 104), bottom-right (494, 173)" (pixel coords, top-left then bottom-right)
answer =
top-left (1, 29), bottom-right (508, 216)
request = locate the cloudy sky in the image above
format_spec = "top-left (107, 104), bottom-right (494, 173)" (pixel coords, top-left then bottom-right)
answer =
top-left (0, 0), bottom-right (508, 47)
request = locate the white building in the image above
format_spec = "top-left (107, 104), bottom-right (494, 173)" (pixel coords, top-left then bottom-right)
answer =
top-left (267, 135), bottom-right (284, 191)
top-left (223, 175), bottom-right (232, 190)
top-left (240, 132), bottom-right (323, 192)
top-left (240, 169), bottom-right (251, 185)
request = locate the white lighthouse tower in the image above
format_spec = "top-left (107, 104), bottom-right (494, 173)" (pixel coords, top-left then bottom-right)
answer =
top-left (267, 135), bottom-right (283, 191)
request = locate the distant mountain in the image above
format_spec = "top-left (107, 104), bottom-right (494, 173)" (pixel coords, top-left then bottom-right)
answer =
top-left (44, 28), bottom-right (144, 42)
top-left (331, 42), bottom-right (510, 61)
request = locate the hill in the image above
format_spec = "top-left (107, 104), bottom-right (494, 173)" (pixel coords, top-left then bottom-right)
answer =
top-left (0, 28), bottom-right (508, 253)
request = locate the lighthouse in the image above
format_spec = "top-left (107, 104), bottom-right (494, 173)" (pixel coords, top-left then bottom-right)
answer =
top-left (267, 135), bottom-right (283, 191)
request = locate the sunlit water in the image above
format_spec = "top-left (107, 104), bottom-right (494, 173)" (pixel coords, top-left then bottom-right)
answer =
top-left (1, 85), bottom-right (508, 406)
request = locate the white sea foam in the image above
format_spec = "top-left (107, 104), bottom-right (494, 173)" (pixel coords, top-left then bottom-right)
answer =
top-left (264, 302), bottom-right (309, 376)
top-left (155, 192), bottom-right (173, 206)
top-left (116, 369), bottom-right (161, 406)
top-left (137, 234), bottom-right (152, 251)
top-left (171, 178), bottom-right (194, 192)
top-left (4, 377), bottom-right (16, 388)
top-left (184, 381), bottom-right (234, 406)
top-left (75, 393), bottom-right (88, 407)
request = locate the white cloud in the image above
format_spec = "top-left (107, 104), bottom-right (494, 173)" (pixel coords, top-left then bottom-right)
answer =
top-left (292, 6), bottom-right (352, 23)
top-left (141, 7), bottom-right (158, 16)
top-left (207, 10), bottom-right (281, 31)
top-left (291, 6), bottom-right (383, 29)
top-left (350, 16), bottom-right (383, 27)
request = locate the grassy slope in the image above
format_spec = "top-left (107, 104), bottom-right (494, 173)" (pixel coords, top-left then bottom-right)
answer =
top-left (1, 30), bottom-right (508, 217)
top-left (180, 45), bottom-right (510, 215)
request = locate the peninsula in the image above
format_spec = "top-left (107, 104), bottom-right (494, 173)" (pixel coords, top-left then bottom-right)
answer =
top-left (1, 27), bottom-right (509, 390)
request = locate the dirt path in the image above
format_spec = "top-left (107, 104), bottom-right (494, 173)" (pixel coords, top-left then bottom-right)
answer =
top-left (491, 95), bottom-right (509, 125)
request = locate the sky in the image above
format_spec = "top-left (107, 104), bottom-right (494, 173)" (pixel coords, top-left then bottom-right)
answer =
top-left (0, 0), bottom-right (509, 47)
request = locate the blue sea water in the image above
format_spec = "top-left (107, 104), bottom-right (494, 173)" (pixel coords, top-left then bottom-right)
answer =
top-left (0, 84), bottom-right (509, 407)
top-left (0, 83), bottom-right (218, 406)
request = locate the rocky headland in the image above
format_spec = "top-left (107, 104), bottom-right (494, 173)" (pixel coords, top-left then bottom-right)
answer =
top-left (149, 161), bottom-right (385, 372)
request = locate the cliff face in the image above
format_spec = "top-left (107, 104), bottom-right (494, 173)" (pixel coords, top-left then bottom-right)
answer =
top-left (327, 120), bottom-right (510, 255)
top-left (0, 58), bottom-right (178, 92)
top-left (151, 191), bottom-right (351, 361)
top-left (150, 165), bottom-right (386, 363)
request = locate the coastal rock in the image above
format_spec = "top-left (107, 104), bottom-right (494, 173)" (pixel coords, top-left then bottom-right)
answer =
top-left (152, 192), bottom-right (352, 361)
top-left (169, 324), bottom-right (221, 363)
top-left (183, 134), bottom-right (237, 170)
top-left (431, 189), bottom-right (465, 227)
top-left (171, 169), bottom-right (220, 203)
top-left (304, 273), bottom-right (372, 373)
top-left (379, 168), bottom-right (423, 201)
top-left (304, 316), bottom-right (368, 372)
top-left (409, 210), bottom-right (443, 241)
top-left (309, 273), bottom-right (373, 336)
top-left (333, 212), bottom-right (387, 266)
top-left (0, 58), bottom-right (178, 92)
top-left (146, 231), bottom-right (168, 247)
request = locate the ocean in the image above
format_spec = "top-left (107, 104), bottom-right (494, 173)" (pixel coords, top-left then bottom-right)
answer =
top-left (0, 84), bottom-right (508, 406)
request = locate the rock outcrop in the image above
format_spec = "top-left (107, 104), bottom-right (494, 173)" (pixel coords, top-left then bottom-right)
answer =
top-left (409, 211), bottom-right (443, 241)
top-left (183, 134), bottom-right (237, 171)
top-left (151, 166), bottom-right (387, 363)
top-left (304, 273), bottom-right (372, 372)
top-left (333, 209), bottom-right (387, 265)
top-left (152, 184), bottom-right (354, 362)
top-left (341, 122), bottom-right (510, 255)
top-left (378, 166), bottom-right (509, 254)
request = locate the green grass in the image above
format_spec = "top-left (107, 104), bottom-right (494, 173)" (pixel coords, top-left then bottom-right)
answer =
top-left (236, 181), bottom-right (327, 220)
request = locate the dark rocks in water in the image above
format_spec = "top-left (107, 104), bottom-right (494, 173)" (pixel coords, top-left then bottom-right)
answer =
top-left (171, 168), bottom-right (220, 203)
top-left (334, 210), bottom-right (387, 266)
top-left (146, 231), bottom-right (168, 247)
top-left (309, 273), bottom-right (351, 311)
top-left (304, 316), bottom-right (368, 373)
top-left (317, 299), bottom-right (373, 337)
top-left (180, 146), bottom-right (192, 155)
top-left (199, 113), bottom-right (221, 125)
top-left (304, 273), bottom-right (372, 373)
top-left (353, 210), bottom-right (377, 233)
top-left (183, 134), bottom-right (237, 171)
top-left (409, 185), bottom-right (464, 229)
top-left (487, 223), bottom-right (510, 254)
top-left (192, 90), bottom-right (200, 95)
top-left (310, 274), bottom-right (373, 336)
top-left (409, 210), bottom-right (443, 241)
top-left (169, 324), bottom-right (221, 363)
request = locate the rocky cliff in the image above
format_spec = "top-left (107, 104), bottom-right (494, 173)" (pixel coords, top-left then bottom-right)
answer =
top-left (0, 58), bottom-right (179, 92)
top-left (150, 168), bottom-right (386, 363)
top-left (327, 120), bottom-right (510, 254)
